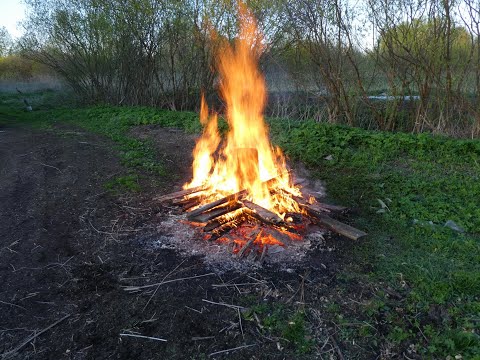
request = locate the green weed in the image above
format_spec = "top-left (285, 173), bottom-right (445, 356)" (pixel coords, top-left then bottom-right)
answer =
top-left (244, 304), bottom-right (313, 353)
top-left (104, 174), bottom-right (141, 193)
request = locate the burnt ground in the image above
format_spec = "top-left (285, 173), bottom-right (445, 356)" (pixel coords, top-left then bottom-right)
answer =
top-left (0, 124), bottom-right (379, 359)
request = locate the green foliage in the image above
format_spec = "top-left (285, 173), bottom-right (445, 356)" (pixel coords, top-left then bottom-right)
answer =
top-left (244, 304), bottom-right (313, 353)
top-left (0, 55), bottom-right (49, 80)
top-left (380, 19), bottom-right (472, 69)
top-left (269, 116), bottom-right (480, 356)
top-left (104, 174), bottom-right (141, 193)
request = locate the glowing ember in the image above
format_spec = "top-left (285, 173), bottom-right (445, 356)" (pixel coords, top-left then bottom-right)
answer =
top-left (184, 3), bottom-right (301, 219)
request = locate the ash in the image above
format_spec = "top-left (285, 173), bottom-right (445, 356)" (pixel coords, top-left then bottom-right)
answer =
top-left (151, 212), bottom-right (331, 273)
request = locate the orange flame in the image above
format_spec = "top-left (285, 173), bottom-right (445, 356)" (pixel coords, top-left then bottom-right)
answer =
top-left (185, 3), bottom-right (300, 218)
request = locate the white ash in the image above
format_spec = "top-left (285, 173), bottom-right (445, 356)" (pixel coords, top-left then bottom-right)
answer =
top-left (151, 211), bottom-right (333, 273)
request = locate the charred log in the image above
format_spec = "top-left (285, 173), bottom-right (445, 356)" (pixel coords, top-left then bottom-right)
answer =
top-left (241, 200), bottom-right (283, 225)
top-left (209, 215), bottom-right (248, 241)
top-left (305, 205), bottom-right (367, 240)
top-left (189, 202), bottom-right (243, 223)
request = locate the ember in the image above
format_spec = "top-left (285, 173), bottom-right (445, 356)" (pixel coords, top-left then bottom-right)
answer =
top-left (157, 3), bottom-right (366, 260)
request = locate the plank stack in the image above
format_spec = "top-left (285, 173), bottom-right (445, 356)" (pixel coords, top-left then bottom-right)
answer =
top-left (156, 174), bottom-right (367, 259)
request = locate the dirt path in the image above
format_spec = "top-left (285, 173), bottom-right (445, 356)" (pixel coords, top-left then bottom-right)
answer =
top-left (0, 125), bottom-right (366, 360)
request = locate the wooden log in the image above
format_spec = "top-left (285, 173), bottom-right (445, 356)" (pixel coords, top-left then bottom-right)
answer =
top-left (238, 237), bottom-right (255, 258)
top-left (241, 200), bottom-right (283, 225)
top-left (304, 205), bottom-right (367, 240)
top-left (190, 202), bottom-right (242, 224)
top-left (203, 208), bottom-right (245, 232)
top-left (259, 245), bottom-right (268, 263)
top-left (238, 230), bottom-right (262, 258)
top-left (172, 195), bottom-right (199, 206)
top-left (187, 190), bottom-right (247, 220)
top-left (209, 215), bottom-right (247, 241)
top-left (155, 186), bottom-right (205, 203)
top-left (295, 195), bottom-right (348, 214)
top-left (297, 187), bottom-right (347, 212)
top-left (187, 172), bottom-right (287, 220)
top-left (182, 199), bottom-right (200, 212)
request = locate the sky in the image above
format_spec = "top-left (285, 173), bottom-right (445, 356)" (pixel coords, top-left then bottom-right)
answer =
top-left (0, 0), bottom-right (27, 39)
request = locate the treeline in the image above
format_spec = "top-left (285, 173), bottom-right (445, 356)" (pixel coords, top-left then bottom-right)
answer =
top-left (15, 0), bottom-right (480, 137)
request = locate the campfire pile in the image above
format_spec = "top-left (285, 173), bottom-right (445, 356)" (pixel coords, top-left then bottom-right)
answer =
top-left (155, 3), bottom-right (366, 260)
top-left (156, 177), bottom-right (366, 260)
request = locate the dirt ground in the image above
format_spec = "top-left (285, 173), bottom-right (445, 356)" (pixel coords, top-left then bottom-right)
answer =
top-left (0, 124), bottom-right (374, 359)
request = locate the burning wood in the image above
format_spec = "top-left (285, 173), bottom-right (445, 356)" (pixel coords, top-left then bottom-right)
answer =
top-left (192, 202), bottom-right (243, 224)
top-left (241, 200), bottom-right (283, 225)
top-left (203, 208), bottom-right (246, 232)
top-left (187, 190), bottom-right (247, 220)
top-left (237, 230), bottom-right (262, 258)
top-left (155, 185), bottom-right (205, 203)
top-left (208, 214), bottom-right (248, 242)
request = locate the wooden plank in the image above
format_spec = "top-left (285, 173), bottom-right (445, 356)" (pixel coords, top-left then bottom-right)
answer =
top-left (187, 172), bottom-right (287, 220)
top-left (155, 186), bottom-right (206, 203)
top-left (241, 200), bottom-right (283, 225)
top-left (209, 215), bottom-right (248, 241)
top-left (187, 190), bottom-right (247, 220)
top-left (190, 202), bottom-right (242, 224)
top-left (297, 187), bottom-right (347, 212)
top-left (305, 205), bottom-right (366, 240)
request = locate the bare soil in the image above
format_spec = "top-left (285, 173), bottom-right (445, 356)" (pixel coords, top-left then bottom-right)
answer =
top-left (0, 124), bottom-right (374, 359)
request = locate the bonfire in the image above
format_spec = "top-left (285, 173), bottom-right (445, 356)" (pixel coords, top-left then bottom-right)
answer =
top-left (157, 4), bottom-right (366, 260)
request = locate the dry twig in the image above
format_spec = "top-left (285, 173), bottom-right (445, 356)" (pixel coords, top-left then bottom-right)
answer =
top-left (123, 273), bottom-right (215, 291)
top-left (1, 314), bottom-right (70, 359)
top-left (202, 299), bottom-right (245, 310)
top-left (119, 333), bottom-right (167, 342)
top-left (208, 344), bottom-right (256, 357)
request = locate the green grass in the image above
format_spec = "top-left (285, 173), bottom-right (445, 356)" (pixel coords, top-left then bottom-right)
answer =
top-left (1, 90), bottom-right (479, 357)
top-left (271, 120), bottom-right (480, 357)
top-left (104, 174), bottom-right (141, 193)
top-left (243, 303), bottom-right (313, 353)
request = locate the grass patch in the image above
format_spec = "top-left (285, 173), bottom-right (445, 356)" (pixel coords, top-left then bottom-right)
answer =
top-left (243, 303), bottom-right (313, 353)
top-left (271, 119), bottom-right (480, 357)
top-left (104, 174), bottom-right (141, 194)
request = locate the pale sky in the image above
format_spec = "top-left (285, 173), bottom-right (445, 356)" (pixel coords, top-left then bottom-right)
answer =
top-left (0, 0), bottom-right (27, 39)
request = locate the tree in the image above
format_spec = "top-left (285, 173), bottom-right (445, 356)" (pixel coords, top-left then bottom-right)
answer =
top-left (0, 27), bottom-right (12, 57)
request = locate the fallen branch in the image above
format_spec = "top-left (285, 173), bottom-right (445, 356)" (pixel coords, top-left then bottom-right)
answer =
top-left (38, 162), bottom-right (62, 173)
top-left (208, 344), bottom-right (256, 357)
top-left (119, 333), bottom-right (167, 342)
top-left (123, 273), bottom-right (215, 291)
top-left (330, 335), bottom-right (346, 360)
top-left (0, 300), bottom-right (26, 311)
top-left (202, 299), bottom-right (246, 310)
